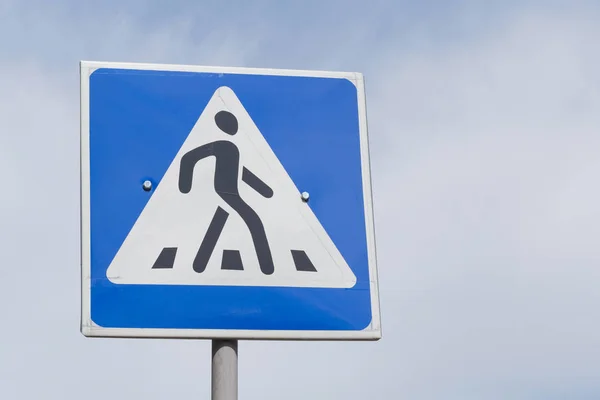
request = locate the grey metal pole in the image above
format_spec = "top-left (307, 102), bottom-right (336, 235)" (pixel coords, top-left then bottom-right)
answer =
top-left (212, 340), bottom-right (238, 400)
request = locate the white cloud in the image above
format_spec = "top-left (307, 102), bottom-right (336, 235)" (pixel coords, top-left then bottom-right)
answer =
top-left (365, 7), bottom-right (600, 398)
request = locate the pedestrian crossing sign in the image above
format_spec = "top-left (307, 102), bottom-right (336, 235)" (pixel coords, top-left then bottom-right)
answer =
top-left (80, 61), bottom-right (381, 340)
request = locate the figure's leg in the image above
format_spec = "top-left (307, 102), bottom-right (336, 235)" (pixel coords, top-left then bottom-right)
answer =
top-left (193, 206), bottom-right (229, 273)
top-left (221, 194), bottom-right (275, 275)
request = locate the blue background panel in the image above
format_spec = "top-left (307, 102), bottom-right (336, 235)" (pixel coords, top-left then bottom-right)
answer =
top-left (89, 68), bottom-right (372, 331)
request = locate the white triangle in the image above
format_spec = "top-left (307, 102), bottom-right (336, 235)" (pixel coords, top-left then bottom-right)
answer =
top-left (106, 86), bottom-right (357, 289)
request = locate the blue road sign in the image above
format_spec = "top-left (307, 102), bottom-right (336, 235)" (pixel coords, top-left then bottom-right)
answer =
top-left (80, 61), bottom-right (381, 340)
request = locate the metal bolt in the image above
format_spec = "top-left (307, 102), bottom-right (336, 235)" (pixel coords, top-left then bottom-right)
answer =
top-left (142, 180), bottom-right (152, 191)
top-left (301, 192), bottom-right (310, 202)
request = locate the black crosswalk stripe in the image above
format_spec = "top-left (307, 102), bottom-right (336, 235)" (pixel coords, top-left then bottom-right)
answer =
top-left (221, 250), bottom-right (244, 270)
top-left (290, 250), bottom-right (317, 272)
top-left (151, 247), bottom-right (319, 273)
top-left (152, 247), bottom-right (177, 269)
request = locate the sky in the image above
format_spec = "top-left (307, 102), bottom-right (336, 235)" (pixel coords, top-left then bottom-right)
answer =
top-left (1, 0), bottom-right (599, 399)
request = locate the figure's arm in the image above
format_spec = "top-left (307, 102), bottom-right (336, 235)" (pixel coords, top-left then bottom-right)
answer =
top-left (179, 143), bottom-right (215, 193)
top-left (242, 167), bottom-right (273, 198)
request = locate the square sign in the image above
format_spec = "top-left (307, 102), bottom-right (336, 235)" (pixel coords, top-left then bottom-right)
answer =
top-left (79, 61), bottom-right (381, 340)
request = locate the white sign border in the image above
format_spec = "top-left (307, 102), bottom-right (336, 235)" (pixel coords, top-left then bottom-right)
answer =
top-left (79, 60), bottom-right (381, 341)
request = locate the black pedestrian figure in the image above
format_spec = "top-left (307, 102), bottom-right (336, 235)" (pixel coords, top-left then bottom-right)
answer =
top-left (178, 110), bottom-right (275, 275)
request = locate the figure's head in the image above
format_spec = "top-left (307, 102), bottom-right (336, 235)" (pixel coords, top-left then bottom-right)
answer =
top-left (215, 110), bottom-right (238, 135)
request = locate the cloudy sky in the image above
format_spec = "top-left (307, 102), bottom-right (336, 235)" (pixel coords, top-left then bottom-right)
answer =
top-left (1, 0), bottom-right (599, 399)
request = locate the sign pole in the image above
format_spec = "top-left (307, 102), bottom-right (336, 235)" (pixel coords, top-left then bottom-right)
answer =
top-left (211, 339), bottom-right (238, 400)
